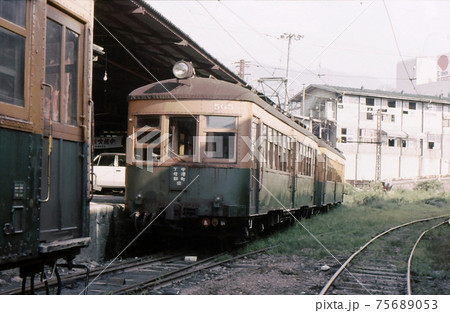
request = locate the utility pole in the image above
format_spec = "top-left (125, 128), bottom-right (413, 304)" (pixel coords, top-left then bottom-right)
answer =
top-left (375, 109), bottom-right (382, 182)
top-left (279, 33), bottom-right (303, 111)
top-left (235, 59), bottom-right (250, 80)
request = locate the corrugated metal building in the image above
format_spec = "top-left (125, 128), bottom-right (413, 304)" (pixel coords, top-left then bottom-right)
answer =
top-left (291, 85), bottom-right (450, 185)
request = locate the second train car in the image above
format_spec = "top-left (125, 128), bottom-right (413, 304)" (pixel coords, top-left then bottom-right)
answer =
top-left (125, 61), bottom-right (344, 243)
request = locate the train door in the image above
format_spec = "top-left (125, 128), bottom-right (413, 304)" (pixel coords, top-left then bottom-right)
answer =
top-left (314, 153), bottom-right (326, 207)
top-left (249, 118), bottom-right (261, 214)
top-left (40, 4), bottom-right (88, 242)
top-left (290, 140), bottom-right (298, 209)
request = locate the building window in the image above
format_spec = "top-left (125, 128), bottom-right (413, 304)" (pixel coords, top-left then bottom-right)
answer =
top-left (366, 97), bottom-right (374, 106)
top-left (409, 102), bottom-right (416, 110)
top-left (428, 141), bottom-right (434, 149)
top-left (388, 100), bottom-right (396, 108)
top-left (444, 119), bottom-right (450, 127)
top-left (340, 128), bottom-right (347, 143)
top-left (388, 139), bottom-right (395, 147)
top-left (400, 140), bottom-right (407, 148)
top-left (366, 112), bottom-right (374, 120)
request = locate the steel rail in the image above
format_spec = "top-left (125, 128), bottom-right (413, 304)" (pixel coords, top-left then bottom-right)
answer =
top-left (406, 218), bottom-right (449, 295)
top-left (320, 214), bottom-right (450, 295)
top-left (113, 246), bottom-right (275, 295)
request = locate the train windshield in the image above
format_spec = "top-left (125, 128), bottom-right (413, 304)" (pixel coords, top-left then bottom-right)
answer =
top-left (131, 114), bottom-right (238, 164)
top-left (169, 116), bottom-right (196, 157)
top-left (204, 116), bottom-right (237, 160)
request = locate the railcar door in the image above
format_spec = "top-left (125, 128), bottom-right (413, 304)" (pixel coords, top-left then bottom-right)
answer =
top-left (249, 118), bottom-right (261, 214)
top-left (40, 4), bottom-right (89, 242)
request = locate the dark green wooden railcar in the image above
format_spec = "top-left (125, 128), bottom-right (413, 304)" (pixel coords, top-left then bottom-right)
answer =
top-left (0, 0), bottom-right (93, 291)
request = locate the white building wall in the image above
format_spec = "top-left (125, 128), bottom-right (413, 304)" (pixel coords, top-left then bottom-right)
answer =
top-left (331, 91), bottom-right (450, 183)
top-left (400, 156), bottom-right (420, 178)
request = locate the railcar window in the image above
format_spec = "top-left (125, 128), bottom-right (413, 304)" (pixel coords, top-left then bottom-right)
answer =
top-left (204, 116), bottom-right (236, 160)
top-left (206, 116), bottom-right (236, 129)
top-left (169, 116), bottom-right (196, 156)
top-left (64, 28), bottom-right (79, 125)
top-left (137, 116), bottom-right (159, 128)
top-left (297, 143), bottom-right (314, 176)
top-left (0, 0), bottom-right (26, 27)
top-left (0, 27), bottom-right (25, 106)
top-left (205, 132), bottom-right (235, 159)
top-left (134, 115), bottom-right (161, 161)
top-left (44, 15), bottom-right (80, 125)
top-left (45, 19), bottom-right (62, 122)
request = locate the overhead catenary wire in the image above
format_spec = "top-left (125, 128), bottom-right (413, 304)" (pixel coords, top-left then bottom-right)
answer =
top-left (381, 0), bottom-right (425, 102)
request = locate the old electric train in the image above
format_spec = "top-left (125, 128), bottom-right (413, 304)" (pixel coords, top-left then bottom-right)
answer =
top-left (125, 61), bottom-right (345, 243)
top-left (0, 0), bottom-right (93, 292)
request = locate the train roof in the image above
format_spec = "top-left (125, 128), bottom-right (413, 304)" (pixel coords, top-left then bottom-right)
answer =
top-left (128, 77), bottom-right (344, 159)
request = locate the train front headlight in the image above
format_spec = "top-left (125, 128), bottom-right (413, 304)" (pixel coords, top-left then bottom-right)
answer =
top-left (135, 192), bottom-right (143, 205)
top-left (173, 60), bottom-right (195, 79)
top-left (213, 194), bottom-right (223, 209)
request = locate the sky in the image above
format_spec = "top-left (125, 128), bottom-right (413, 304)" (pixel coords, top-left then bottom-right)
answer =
top-left (147, 0), bottom-right (450, 100)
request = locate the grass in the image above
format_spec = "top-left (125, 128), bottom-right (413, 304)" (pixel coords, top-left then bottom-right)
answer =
top-left (242, 181), bottom-right (450, 266)
top-left (409, 225), bottom-right (450, 294)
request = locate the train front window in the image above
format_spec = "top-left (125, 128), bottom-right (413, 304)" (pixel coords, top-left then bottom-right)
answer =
top-left (134, 115), bottom-right (161, 161)
top-left (169, 116), bottom-right (197, 157)
top-left (204, 116), bottom-right (237, 161)
top-left (206, 116), bottom-right (236, 129)
top-left (205, 132), bottom-right (235, 159)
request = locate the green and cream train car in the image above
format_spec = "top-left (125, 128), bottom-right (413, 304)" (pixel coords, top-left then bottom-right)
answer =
top-left (125, 61), bottom-right (345, 243)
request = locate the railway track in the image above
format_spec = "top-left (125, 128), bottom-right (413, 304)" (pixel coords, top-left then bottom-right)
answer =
top-left (0, 247), bottom-right (273, 295)
top-left (320, 215), bottom-right (450, 295)
top-left (0, 253), bottom-right (181, 295)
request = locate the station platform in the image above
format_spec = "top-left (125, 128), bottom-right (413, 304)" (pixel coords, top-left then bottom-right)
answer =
top-left (77, 195), bottom-right (125, 263)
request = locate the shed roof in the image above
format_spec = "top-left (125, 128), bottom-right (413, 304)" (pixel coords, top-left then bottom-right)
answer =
top-left (94, 0), bottom-right (245, 85)
top-left (292, 84), bottom-right (450, 105)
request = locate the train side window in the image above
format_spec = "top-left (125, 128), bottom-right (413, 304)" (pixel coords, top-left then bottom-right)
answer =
top-left (0, 0), bottom-right (27, 27)
top-left (0, 0), bottom-right (27, 109)
top-left (169, 116), bottom-right (197, 156)
top-left (0, 27), bottom-right (25, 107)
